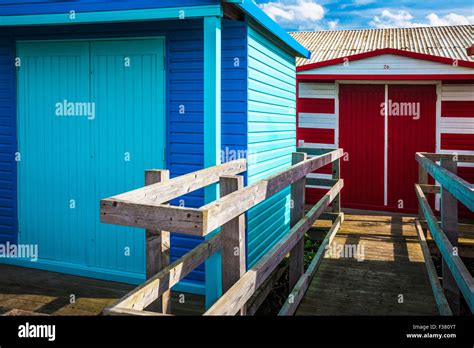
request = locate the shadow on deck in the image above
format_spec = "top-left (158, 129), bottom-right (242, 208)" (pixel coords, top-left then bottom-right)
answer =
top-left (296, 213), bottom-right (439, 315)
top-left (0, 264), bottom-right (204, 316)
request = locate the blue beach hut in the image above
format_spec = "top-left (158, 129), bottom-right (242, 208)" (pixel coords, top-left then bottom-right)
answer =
top-left (0, 0), bottom-right (310, 305)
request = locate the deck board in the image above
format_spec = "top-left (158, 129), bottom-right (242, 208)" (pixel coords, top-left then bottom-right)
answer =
top-left (296, 214), bottom-right (439, 315)
top-left (0, 264), bottom-right (204, 316)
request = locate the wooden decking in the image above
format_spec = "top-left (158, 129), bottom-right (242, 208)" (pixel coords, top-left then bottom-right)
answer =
top-left (0, 264), bottom-right (204, 316)
top-left (296, 213), bottom-right (439, 315)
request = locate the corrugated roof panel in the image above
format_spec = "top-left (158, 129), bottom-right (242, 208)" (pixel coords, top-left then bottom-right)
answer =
top-left (290, 25), bottom-right (474, 66)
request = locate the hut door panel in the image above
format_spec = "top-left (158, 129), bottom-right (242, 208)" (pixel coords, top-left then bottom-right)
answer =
top-left (89, 39), bottom-right (166, 273)
top-left (339, 84), bottom-right (385, 209)
top-left (387, 85), bottom-right (436, 212)
top-left (17, 42), bottom-right (92, 264)
top-left (17, 39), bottom-right (166, 279)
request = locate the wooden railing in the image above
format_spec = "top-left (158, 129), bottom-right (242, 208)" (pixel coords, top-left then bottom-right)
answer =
top-left (102, 148), bottom-right (344, 316)
top-left (415, 152), bottom-right (474, 315)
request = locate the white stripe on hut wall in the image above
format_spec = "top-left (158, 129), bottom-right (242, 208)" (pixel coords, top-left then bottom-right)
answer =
top-left (441, 84), bottom-right (474, 101)
top-left (298, 113), bottom-right (336, 129)
top-left (297, 82), bottom-right (338, 148)
top-left (298, 83), bottom-right (336, 98)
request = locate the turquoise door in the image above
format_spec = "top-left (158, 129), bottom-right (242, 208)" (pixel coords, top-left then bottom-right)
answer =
top-left (17, 39), bottom-right (165, 282)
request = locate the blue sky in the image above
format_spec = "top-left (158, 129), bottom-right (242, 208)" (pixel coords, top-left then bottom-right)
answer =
top-left (257, 0), bottom-right (474, 31)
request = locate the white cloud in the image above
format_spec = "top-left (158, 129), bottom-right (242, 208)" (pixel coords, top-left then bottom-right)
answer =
top-left (370, 9), bottom-right (420, 28)
top-left (426, 13), bottom-right (474, 26)
top-left (328, 20), bottom-right (338, 30)
top-left (260, 0), bottom-right (325, 30)
top-left (370, 9), bottom-right (474, 28)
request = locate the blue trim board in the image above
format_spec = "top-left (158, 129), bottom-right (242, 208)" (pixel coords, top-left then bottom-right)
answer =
top-left (0, 1), bottom-right (219, 15)
top-left (203, 16), bottom-right (222, 309)
top-left (0, 5), bottom-right (222, 26)
top-left (225, 0), bottom-right (310, 58)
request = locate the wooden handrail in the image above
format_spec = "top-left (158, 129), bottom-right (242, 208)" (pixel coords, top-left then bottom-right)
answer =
top-left (279, 213), bottom-right (344, 316)
top-left (415, 183), bottom-right (474, 313)
top-left (204, 180), bottom-right (343, 315)
top-left (416, 153), bottom-right (473, 211)
top-left (413, 220), bottom-right (452, 316)
top-left (100, 159), bottom-right (247, 235)
top-left (200, 149), bottom-right (344, 234)
top-left (106, 234), bottom-right (221, 313)
top-left (104, 148), bottom-right (344, 316)
top-left (416, 152), bottom-right (474, 315)
top-left (101, 150), bottom-right (344, 236)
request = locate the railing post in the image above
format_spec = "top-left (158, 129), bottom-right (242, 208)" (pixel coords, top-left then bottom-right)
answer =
top-left (418, 164), bottom-right (428, 219)
top-left (289, 152), bottom-right (308, 289)
top-left (440, 158), bottom-right (460, 315)
top-left (220, 175), bottom-right (246, 314)
top-left (332, 157), bottom-right (341, 214)
top-left (145, 169), bottom-right (171, 314)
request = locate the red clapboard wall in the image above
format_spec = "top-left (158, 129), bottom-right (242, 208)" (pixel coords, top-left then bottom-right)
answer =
top-left (440, 82), bottom-right (474, 217)
top-left (298, 81), bottom-right (472, 216)
top-left (296, 82), bottom-right (336, 204)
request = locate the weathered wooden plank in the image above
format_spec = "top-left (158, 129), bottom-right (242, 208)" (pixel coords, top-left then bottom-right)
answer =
top-left (289, 153), bottom-right (307, 290)
top-left (419, 184), bottom-right (440, 194)
top-left (108, 234), bottom-right (221, 312)
top-left (415, 184), bottom-right (474, 312)
top-left (104, 307), bottom-right (172, 316)
top-left (423, 153), bottom-right (474, 163)
top-left (332, 158), bottom-right (341, 214)
top-left (416, 153), bottom-right (473, 211)
top-left (204, 180), bottom-right (343, 315)
top-left (279, 213), bottom-right (343, 316)
top-left (100, 200), bottom-right (205, 236)
top-left (111, 159), bottom-right (246, 205)
top-left (145, 169), bottom-right (171, 314)
top-left (245, 263), bottom-right (288, 316)
top-left (414, 220), bottom-right (453, 316)
top-left (419, 163), bottom-right (428, 219)
top-left (296, 147), bottom-right (336, 156)
top-left (420, 221), bottom-right (474, 235)
top-left (202, 149), bottom-right (344, 235)
top-left (296, 213), bottom-right (439, 316)
top-left (306, 178), bottom-right (338, 187)
top-left (220, 175), bottom-right (246, 298)
top-left (440, 159), bottom-right (460, 315)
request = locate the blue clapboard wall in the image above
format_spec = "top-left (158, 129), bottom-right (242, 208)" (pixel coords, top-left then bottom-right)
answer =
top-left (0, 37), bottom-right (16, 245)
top-left (246, 19), bottom-right (296, 267)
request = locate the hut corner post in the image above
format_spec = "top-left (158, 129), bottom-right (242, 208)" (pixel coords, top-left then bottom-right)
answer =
top-left (289, 152), bottom-right (308, 289)
top-left (203, 14), bottom-right (223, 308)
top-left (219, 175), bottom-right (247, 315)
top-left (418, 165), bottom-right (428, 220)
top-left (440, 158), bottom-right (460, 315)
top-left (145, 169), bottom-right (171, 314)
